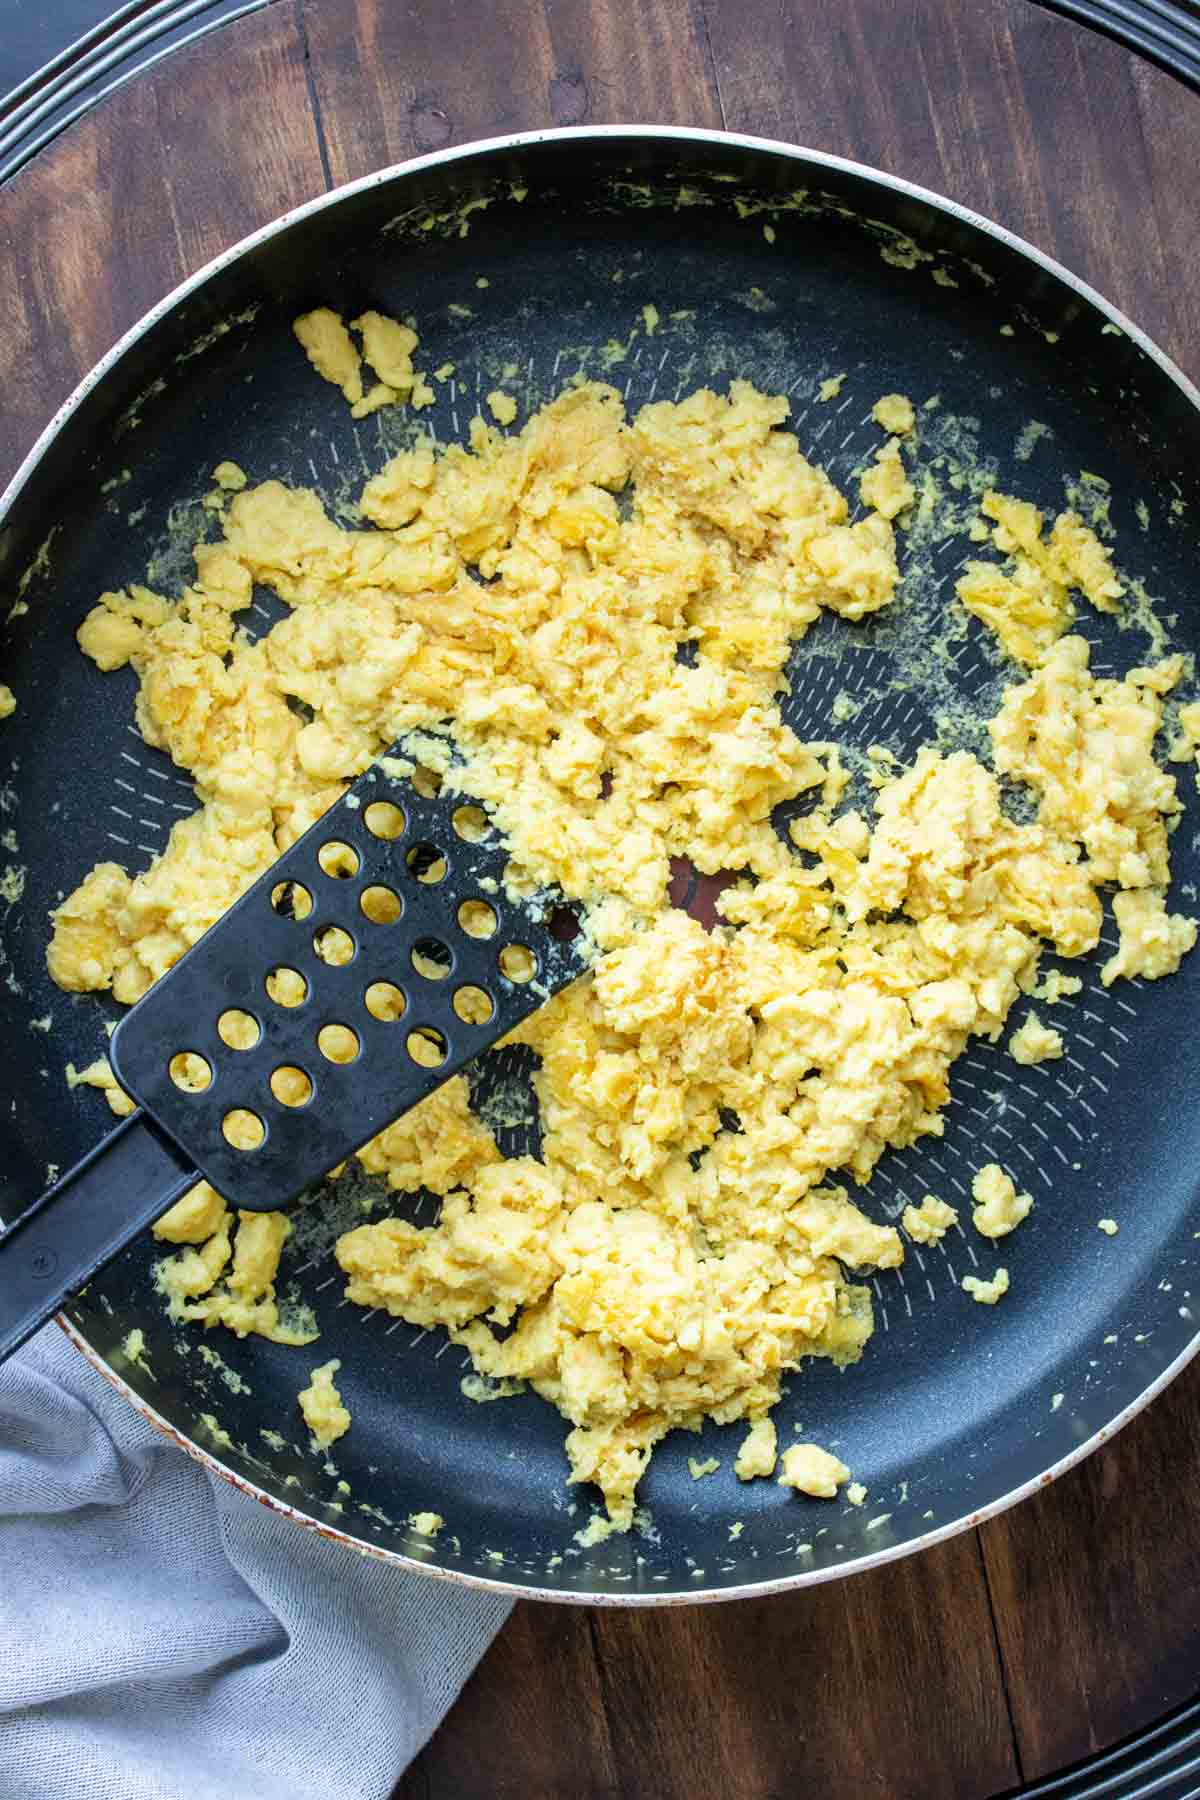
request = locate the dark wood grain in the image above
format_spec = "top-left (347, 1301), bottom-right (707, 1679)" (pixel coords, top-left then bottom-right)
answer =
top-left (4, 2), bottom-right (1200, 1794)
top-left (400, 1533), bottom-right (1017, 1800)
top-left (301, 0), bottom-right (724, 187)
top-left (396, 1605), bottom-right (619, 1800)
top-left (1128, 49), bottom-right (1200, 381)
top-left (979, 1360), bottom-right (1200, 1778)
top-left (0, 1), bottom-right (328, 488)
top-left (702, 0), bottom-right (1200, 386)
top-left (589, 1538), bottom-right (1017, 1800)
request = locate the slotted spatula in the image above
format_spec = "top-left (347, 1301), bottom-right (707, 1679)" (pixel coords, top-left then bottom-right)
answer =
top-left (0, 755), bottom-right (588, 1364)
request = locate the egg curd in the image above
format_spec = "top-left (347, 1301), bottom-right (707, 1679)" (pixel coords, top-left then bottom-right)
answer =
top-left (45, 322), bottom-right (1197, 1534)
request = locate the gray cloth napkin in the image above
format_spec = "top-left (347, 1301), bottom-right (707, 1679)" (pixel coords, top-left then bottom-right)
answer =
top-left (0, 1326), bottom-right (511, 1800)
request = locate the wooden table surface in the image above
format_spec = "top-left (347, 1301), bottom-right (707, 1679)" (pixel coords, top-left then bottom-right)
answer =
top-left (4, 1), bottom-right (1200, 1793)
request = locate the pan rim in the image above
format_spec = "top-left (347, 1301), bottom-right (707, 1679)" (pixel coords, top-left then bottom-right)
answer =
top-left (10, 122), bottom-right (1200, 1605)
top-left (59, 1304), bottom-right (1200, 1608)
top-left (5, 122), bottom-right (1200, 523)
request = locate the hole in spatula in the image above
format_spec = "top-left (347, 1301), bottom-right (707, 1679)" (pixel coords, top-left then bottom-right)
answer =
top-left (365, 801), bottom-right (406, 840)
top-left (317, 1023), bottom-right (359, 1064)
top-left (266, 968), bottom-right (308, 1008)
top-left (405, 842), bottom-right (448, 884)
top-left (168, 1052), bottom-right (212, 1092)
top-left (270, 1065), bottom-right (313, 1107)
top-left (360, 885), bottom-right (402, 924)
top-left (412, 765), bottom-right (442, 799)
top-left (271, 880), bottom-right (313, 920)
top-left (457, 899), bottom-right (498, 939)
top-left (453, 984), bottom-right (494, 1024)
top-left (318, 840), bottom-right (359, 879)
top-left (452, 804), bottom-right (490, 843)
top-left (222, 1109), bottom-right (265, 1150)
top-left (314, 926), bottom-right (356, 966)
top-left (365, 981), bottom-right (406, 1022)
top-left (412, 938), bottom-right (453, 980)
top-left (498, 944), bottom-right (536, 984)
top-left (546, 906), bottom-right (580, 942)
top-left (667, 856), bottom-right (738, 932)
top-left (407, 1026), bottom-right (447, 1067)
top-left (218, 1008), bottom-right (261, 1048)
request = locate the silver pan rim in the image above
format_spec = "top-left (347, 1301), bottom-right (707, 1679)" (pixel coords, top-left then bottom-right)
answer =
top-left (14, 122), bottom-right (1200, 1606)
top-left (6, 121), bottom-right (1200, 520)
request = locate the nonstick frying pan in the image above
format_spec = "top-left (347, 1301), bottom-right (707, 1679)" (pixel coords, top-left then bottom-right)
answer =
top-left (3, 125), bottom-right (1200, 1605)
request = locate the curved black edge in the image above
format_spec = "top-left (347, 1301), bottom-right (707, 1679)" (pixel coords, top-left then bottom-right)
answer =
top-left (0, 0), bottom-right (270, 187)
top-left (1010, 1692), bottom-right (1200, 1798)
top-left (2, 0), bottom-right (160, 114)
top-left (3, 0), bottom-right (1197, 184)
top-left (1031, 0), bottom-right (1200, 91)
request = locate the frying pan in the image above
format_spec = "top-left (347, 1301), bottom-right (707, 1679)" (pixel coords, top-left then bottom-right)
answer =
top-left (3, 122), bottom-right (1200, 1606)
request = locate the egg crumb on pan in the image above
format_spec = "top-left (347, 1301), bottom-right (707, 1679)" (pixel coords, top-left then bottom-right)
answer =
top-left (971, 1165), bottom-right (1034, 1240)
top-left (45, 307), bottom-right (1198, 1536)
top-left (902, 1195), bottom-right (958, 1245)
top-left (1008, 1011), bottom-right (1064, 1065)
top-left (963, 1269), bottom-right (1011, 1305)
top-left (298, 1358), bottom-right (352, 1449)
top-left (778, 1443), bottom-right (851, 1498)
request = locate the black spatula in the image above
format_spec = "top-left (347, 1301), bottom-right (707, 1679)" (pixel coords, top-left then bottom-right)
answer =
top-left (0, 754), bottom-right (588, 1364)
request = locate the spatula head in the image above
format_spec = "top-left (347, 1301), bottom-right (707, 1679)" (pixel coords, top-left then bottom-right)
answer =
top-left (109, 755), bottom-right (588, 1209)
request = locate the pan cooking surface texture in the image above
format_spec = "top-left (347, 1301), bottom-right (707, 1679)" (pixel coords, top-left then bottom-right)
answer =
top-left (2, 135), bottom-right (1199, 1598)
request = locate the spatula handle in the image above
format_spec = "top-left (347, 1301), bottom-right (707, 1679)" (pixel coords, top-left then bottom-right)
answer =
top-left (0, 1111), bottom-right (196, 1365)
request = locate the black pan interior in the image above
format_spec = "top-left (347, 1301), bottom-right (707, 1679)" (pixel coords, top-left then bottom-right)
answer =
top-left (2, 132), bottom-right (1200, 1599)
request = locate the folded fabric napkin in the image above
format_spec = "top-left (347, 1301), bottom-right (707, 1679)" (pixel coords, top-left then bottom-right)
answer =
top-left (0, 1326), bottom-right (511, 1800)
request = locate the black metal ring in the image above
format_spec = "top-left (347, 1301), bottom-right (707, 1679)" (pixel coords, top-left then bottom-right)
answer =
top-left (0, 0), bottom-right (271, 186)
top-left (1032, 0), bottom-right (1200, 91)
top-left (1013, 1690), bottom-right (1200, 1798)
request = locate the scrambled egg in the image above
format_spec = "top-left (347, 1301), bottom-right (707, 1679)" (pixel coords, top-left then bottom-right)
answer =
top-left (66, 1056), bottom-right (135, 1115)
top-left (156, 1204), bottom-right (316, 1346)
top-left (151, 1178), bottom-right (226, 1243)
top-left (487, 390), bottom-right (518, 426)
top-left (872, 394), bottom-right (915, 435)
top-left (971, 1164), bottom-right (1033, 1239)
top-left (1008, 1011), bottom-right (1064, 1065)
top-left (778, 1443), bottom-right (851, 1497)
top-left (298, 1359), bottom-right (352, 1448)
top-left (46, 321), bottom-right (1198, 1535)
top-left (734, 1417), bottom-right (778, 1480)
top-left (957, 490), bottom-right (1122, 665)
top-left (1105, 889), bottom-right (1198, 983)
top-left (1029, 969), bottom-right (1081, 1003)
top-left (1169, 700), bottom-right (1200, 767)
top-left (902, 1195), bottom-right (958, 1244)
top-left (294, 308), bottom-right (435, 418)
top-left (963, 1268), bottom-right (1010, 1305)
top-left (860, 439), bottom-right (915, 521)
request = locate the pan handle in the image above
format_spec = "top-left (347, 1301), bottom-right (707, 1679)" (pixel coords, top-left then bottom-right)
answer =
top-left (1032, 0), bottom-right (1200, 91)
top-left (0, 1110), bottom-right (196, 1365)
